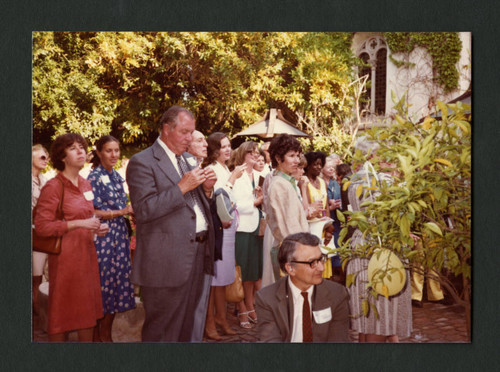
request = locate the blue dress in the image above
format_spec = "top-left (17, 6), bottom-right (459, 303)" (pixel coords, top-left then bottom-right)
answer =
top-left (88, 165), bottom-right (136, 314)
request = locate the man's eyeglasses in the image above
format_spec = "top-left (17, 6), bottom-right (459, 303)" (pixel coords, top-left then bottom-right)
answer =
top-left (291, 254), bottom-right (327, 269)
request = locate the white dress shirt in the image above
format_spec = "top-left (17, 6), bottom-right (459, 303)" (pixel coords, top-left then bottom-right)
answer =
top-left (157, 138), bottom-right (208, 232)
top-left (288, 278), bottom-right (314, 343)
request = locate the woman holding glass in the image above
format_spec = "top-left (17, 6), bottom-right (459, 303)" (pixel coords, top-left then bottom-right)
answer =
top-left (34, 133), bottom-right (108, 342)
top-left (87, 135), bottom-right (135, 342)
top-left (302, 151), bottom-right (329, 220)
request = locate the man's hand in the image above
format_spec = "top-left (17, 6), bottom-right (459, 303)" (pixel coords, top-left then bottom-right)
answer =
top-left (178, 167), bottom-right (207, 195)
top-left (202, 167), bottom-right (217, 193)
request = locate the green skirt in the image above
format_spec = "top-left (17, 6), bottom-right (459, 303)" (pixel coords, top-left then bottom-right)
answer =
top-left (235, 230), bottom-right (263, 282)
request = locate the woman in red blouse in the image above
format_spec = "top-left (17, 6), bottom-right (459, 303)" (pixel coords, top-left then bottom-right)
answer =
top-left (34, 133), bottom-right (109, 342)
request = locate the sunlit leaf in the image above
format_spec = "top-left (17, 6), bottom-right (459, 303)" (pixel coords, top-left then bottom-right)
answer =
top-left (425, 222), bottom-right (443, 236)
top-left (356, 185), bottom-right (363, 199)
top-left (422, 116), bottom-right (435, 130)
top-left (362, 299), bottom-right (369, 316)
top-left (382, 285), bottom-right (389, 299)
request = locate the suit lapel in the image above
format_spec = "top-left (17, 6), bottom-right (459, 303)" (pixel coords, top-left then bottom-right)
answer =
top-left (152, 141), bottom-right (181, 185)
top-left (275, 278), bottom-right (293, 342)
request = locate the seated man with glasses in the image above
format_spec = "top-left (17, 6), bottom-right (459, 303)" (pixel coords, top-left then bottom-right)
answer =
top-left (255, 232), bottom-right (350, 342)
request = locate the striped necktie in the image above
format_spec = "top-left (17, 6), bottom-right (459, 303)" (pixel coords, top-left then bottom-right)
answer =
top-left (176, 155), bottom-right (208, 222)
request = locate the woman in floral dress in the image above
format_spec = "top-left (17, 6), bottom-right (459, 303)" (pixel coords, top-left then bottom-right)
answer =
top-left (87, 135), bottom-right (135, 342)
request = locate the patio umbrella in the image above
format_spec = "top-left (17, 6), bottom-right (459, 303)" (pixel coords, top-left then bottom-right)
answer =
top-left (234, 108), bottom-right (309, 138)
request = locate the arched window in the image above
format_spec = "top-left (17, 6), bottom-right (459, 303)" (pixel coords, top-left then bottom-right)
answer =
top-left (357, 36), bottom-right (387, 116)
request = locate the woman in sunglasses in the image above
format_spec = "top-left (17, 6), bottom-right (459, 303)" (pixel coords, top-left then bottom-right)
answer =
top-left (32, 144), bottom-right (49, 315)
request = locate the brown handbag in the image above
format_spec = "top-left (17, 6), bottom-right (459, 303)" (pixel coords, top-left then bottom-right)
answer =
top-left (225, 265), bottom-right (244, 303)
top-left (32, 178), bottom-right (65, 255)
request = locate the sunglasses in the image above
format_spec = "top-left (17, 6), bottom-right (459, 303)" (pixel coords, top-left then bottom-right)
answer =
top-left (39, 155), bottom-right (48, 161)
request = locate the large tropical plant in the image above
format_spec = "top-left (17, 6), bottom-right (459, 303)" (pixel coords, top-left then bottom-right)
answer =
top-left (336, 94), bottom-right (471, 338)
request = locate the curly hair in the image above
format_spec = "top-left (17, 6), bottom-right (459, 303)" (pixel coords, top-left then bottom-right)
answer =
top-left (304, 151), bottom-right (326, 173)
top-left (201, 132), bottom-right (228, 168)
top-left (50, 133), bottom-right (88, 171)
top-left (268, 134), bottom-right (302, 168)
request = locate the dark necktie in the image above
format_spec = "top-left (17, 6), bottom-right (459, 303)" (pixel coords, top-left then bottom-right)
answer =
top-left (301, 291), bottom-right (313, 343)
top-left (176, 155), bottom-right (207, 223)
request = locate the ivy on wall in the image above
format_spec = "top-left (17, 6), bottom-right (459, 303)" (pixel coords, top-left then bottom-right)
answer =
top-left (383, 32), bottom-right (462, 92)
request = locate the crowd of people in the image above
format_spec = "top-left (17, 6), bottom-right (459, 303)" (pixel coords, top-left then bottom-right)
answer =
top-left (33, 105), bottom-right (432, 343)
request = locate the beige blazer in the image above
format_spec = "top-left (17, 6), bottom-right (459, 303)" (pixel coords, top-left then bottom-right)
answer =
top-left (266, 175), bottom-right (309, 243)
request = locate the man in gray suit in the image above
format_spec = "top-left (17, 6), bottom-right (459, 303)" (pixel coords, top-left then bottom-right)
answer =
top-left (126, 106), bottom-right (217, 342)
top-left (255, 232), bottom-right (350, 342)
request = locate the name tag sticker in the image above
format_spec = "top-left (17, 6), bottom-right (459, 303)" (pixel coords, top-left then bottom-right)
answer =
top-left (101, 175), bottom-right (110, 184)
top-left (187, 157), bottom-right (198, 167)
top-left (313, 307), bottom-right (332, 324)
top-left (84, 191), bottom-right (94, 201)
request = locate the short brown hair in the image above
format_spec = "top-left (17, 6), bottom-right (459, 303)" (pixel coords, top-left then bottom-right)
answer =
top-left (278, 232), bottom-right (321, 272)
top-left (50, 133), bottom-right (88, 171)
top-left (159, 106), bottom-right (195, 130)
top-left (269, 134), bottom-right (302, 168)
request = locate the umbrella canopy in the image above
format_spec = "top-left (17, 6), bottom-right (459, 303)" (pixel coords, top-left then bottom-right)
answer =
top-left (234, 108), bottom-right (309, 138)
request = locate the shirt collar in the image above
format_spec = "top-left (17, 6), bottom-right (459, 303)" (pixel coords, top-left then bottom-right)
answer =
top-left (276, 170), bottom-right (298, 191)
top-left (288, 276), bottom-right (314, 302)
top-left (157, 137), bottom-right (180, 170)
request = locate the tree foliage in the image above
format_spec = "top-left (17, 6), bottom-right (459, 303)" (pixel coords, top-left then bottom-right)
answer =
top-left (33, 32), bottom-right (360, 153)
top-left (337, 94), bottom-right (471, 336)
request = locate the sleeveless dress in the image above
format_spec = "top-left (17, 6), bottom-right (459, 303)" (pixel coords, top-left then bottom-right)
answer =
top-left (306, 178), bottom-right (333, 278)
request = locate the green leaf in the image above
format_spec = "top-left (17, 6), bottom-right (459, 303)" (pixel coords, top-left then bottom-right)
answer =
top-left (400, 214), bottom-right (410, 236)
top-left (425, 222), bottom-right (443, 236)
top-left (369, 302), bottom-right (379, 319)
top-left (336, 209), bottom-right (346, 223)
top-left (437, 100), bottom-right (448, 119)
top-left (345, 273), bottom-right (355, 288)
top-left (362, 299), bottom-right (370, 316)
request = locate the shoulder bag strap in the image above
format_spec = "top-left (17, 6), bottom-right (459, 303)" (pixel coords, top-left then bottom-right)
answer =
top-left (56, 177), bottom-right (65, 220)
